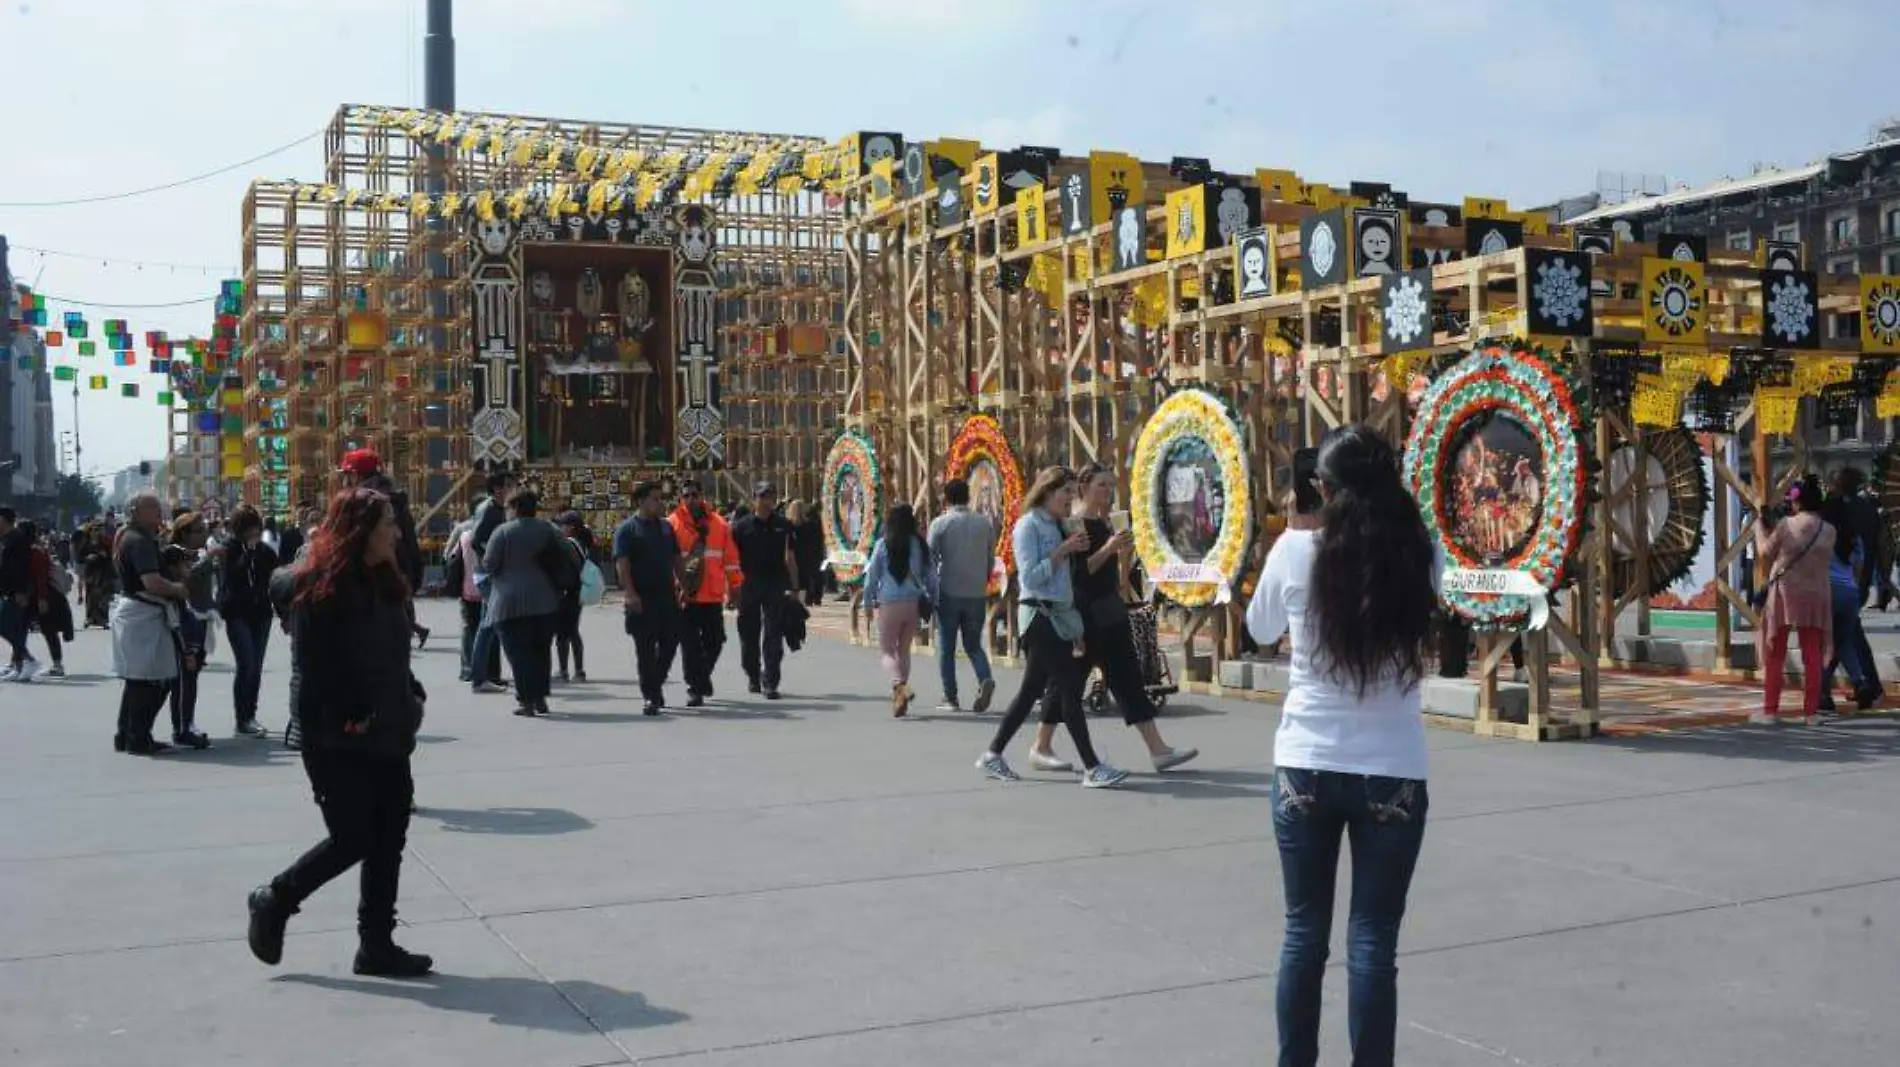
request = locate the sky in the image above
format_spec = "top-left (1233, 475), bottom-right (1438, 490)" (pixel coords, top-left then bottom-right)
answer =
top-left (3, 0), bottom-right (1892, 477)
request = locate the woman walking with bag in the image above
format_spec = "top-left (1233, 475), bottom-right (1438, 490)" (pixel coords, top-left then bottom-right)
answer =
top-left (1754, 476), bottom-right (1834, 724)
top-left (863, 503), bottom-right (935, 717)
top-left (245, 488), bottom-right (432, 977)
top-left (553, 512), bottom-right (594, 683)
top-left (1245, 425), bottom-right (1439, 1067)
top-left (975, 467), bottom-right (1126, 788)
top-left (1028, 464), bottom-right (1197, 772)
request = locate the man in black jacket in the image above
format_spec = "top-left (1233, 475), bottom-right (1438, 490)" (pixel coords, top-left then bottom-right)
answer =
top-left (342, 449), bottom-right (431, 648)
top-left (731, 482), bottom-right (801, 699)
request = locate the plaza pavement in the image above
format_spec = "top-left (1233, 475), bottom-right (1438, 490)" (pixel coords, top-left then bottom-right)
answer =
top-left (2, 597), bottom-right (1897, 1066)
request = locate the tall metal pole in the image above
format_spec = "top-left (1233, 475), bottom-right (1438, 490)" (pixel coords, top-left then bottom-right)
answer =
top-left (0, 234), bottom-right (14, 508)
top-left (422, 0), bottom-right (458, 523)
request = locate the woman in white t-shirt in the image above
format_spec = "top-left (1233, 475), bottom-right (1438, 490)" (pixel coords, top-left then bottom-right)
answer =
top-left (1245, 426), bottom-right (1439, 1067)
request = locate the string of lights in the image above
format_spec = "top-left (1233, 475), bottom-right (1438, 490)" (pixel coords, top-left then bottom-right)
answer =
top-left (11, 245), bottom-right (238, 275)
top-left (0, 128), bottom-right (323, 208)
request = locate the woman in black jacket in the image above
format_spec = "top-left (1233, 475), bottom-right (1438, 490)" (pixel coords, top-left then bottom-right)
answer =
top-left (220, 505), bottom-right (281, 738)
top-left (246, 488), bottom-right (432, 977)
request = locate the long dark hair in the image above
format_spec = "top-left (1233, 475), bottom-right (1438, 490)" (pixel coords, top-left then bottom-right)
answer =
top-left (885, 504), bottom-right (922, 583)
top-left (291, 489), bottom-right (409, 608)
top-left (1823, 493), bottom-right (1857, 564)
top-left (1308, 425), bottom-right (1437, 697)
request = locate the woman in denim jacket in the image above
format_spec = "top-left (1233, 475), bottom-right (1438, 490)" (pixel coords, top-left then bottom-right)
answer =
top-left (863, 503), bottom-right (936, 717)
top-left (975, 467), bottom-right (1126, 789)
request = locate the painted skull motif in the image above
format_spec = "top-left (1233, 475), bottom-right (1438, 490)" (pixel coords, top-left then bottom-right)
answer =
top-left (476, 218), bottom-right (512, 256)
top-left (604, 215), bottom-right (624, 241)
top-left (863, 135), bottom-right (897, 171)
top-left (529, 271), bottom-right (555, 306)
top-left (677, 206), bottom-right (712, 263)
top-left (566, 215), bottom-right (587, 241)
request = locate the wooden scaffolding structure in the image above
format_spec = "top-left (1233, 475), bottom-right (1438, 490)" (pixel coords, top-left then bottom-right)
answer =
top-left (240, 104), bottom-right (844, 537)
top-left (842, 141), bottom-right (1894, 739)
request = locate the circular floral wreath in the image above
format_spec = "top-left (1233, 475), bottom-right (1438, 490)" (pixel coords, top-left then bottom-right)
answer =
top-left (821, 430), bottom-right (884, 586)
top-left (1403, 344), bottom-right (1587, 628)
top-left (1130, 388), bottom-right (1254, 608)
top-left (944, 414), bottom-right (1024, 594)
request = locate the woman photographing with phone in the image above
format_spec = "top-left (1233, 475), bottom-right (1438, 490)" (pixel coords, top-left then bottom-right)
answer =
top-left (1026, 463), bottom-right (1197, 773)
top-left (975, 466), bottom-right (1127, 788)
top-left (1245, 425), bottom-right (1438, 1067)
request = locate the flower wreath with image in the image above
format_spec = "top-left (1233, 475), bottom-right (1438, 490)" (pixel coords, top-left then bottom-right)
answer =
top-left (1402, 343), bottom-right (1588, 629)
top-left (1130, 387), bottom-right (1255, 608)
top-left (943, 414), bottom-right (1025, 594)
top-left (821, 430), bottom-right (884, 587)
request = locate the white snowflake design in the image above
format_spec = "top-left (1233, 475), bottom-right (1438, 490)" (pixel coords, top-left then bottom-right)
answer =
top-left (1766, 274), bottom-right (1815, 344)
top-left (1383, 275), bottom-right (1428, 347)
top-left (1533, 256), bottom-right (1587, 327)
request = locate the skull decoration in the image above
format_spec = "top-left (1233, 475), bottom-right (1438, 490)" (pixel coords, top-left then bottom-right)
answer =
top-left (476, 218), bottom-right (512, 257)
top-left (604, 215), bottom-right (624, 242)
top-left (577, 268), bottom-right (605, 319)
top-left (565, 215), bottom-right (587, 242)
top-left (677, 205), bottom-right (712, 264)
top-left (863, 135), bottom-right (897, 171)
top-left (529, 271), bottom-right (555, 307)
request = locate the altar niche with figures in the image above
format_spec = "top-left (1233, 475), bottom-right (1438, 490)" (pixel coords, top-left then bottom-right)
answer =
top-left (523, 242), bottom-right (674, 464)
top-left (465, 203), bottom-right (726, 476)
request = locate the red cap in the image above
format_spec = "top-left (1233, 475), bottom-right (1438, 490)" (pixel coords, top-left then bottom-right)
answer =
top-left (337, 448), bottom-right (382, 477)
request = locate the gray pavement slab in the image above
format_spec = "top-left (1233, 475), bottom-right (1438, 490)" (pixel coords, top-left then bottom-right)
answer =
top-left (1, 598), bottom-right (1897, 1065)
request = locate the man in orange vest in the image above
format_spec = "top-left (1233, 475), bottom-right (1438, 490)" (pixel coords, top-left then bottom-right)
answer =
top-left (668, 478), bottom-right (743, 707)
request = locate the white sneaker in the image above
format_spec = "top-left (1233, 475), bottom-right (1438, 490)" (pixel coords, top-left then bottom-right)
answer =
top-left (1152, 746), bottom-right (1199, 772)
top-left (1082, 763), bottom-right (1129, 789)
top-left (1028, 750), bottom-right (1075, 773)
top-left (935, 699), bottom-right (962, 713)
top-left (14, 660), bottom-right (40, 684)
top-left (0, 666), bottom-right (16, 682)
top-left (976, 753), bottom-right (1020, 781)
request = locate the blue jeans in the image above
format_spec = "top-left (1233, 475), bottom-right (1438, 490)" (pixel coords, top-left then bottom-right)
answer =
top-left (1272, 767), bottom-right (1428, 1067)
top-left (226, 614), bottom-right (272, 724)
top-left (1822, 582), bottom-right (1874, 695)
top-left (470, 598), bottom-right (501, 687)
top-left (934, 595), bottom-right (992, 703)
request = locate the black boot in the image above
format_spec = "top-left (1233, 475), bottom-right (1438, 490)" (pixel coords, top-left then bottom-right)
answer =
top-left (353, 937), bottom-right (434, 978)
top-left (246, 885), bottom-right (295, 966)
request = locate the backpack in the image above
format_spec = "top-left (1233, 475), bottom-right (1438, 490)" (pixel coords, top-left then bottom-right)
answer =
top-left (442, 536), bottom-right (467, 598)
top-left (536, 527), bottom-right (583, 595)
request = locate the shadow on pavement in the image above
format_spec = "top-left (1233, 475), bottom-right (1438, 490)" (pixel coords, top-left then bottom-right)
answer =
top-left (160, 740), bottom-right (299, 767)
top-left (1132, 767), bottom-right (1274, 800)
top-left (274, 974), bottom-right (688, 1032)
top-left (414, 806), bottom-right (595, 835)
top-left (1596, 716), bottom-right (1900, 764)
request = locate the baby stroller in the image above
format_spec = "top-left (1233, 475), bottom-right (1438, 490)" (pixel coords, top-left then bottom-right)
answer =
top-left (1085, 601), bottom-right (1177, 716)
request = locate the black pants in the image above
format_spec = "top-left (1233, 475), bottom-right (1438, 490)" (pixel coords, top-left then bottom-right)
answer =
top-left (627, 594), bottom-right (680, 704)
top-left (555, 598), bottom-right (585, 675)
top-left (679, 602), bottom-right (726, 696)
top-left (117, 679), bottom-right (171, 746)
top-left (170, 613), bottom-right (206, 735)
top-left (1077, 617), bottom-right (1157, 727)
top-left (496, 612), bottom-right (555, 705)
top-left (270, 750), bottom-right (414, 941)
top-left (991, 614), bottom-right (1100, 770)
top-left (802, 567), bottom-right (825, 606)
top-left (739, 583), bottom-right (788, 689)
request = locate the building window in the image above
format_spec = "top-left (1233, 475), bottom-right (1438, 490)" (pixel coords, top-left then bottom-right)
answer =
top-left (1773, 221), bottom-right (1800, 243)
top-left (1829, 211), bottom-right (1858, 249)
top-left (1725, 230), bottom-right (1753, 251)
top-left (1886, 250), bottom-right (1900, 275)
top-left (1829, 255), bottom-right (1857, 277)
top-left (1886, 203), bottom-right (1900, 240)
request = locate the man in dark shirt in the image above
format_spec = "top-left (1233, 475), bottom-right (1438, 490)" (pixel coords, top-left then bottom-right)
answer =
top-left (614, 481), bottom-right (680, 714)
top-left (112, 492), bottom-right (188, 752)
top-left (730, 482), bottom-right (801, 699)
